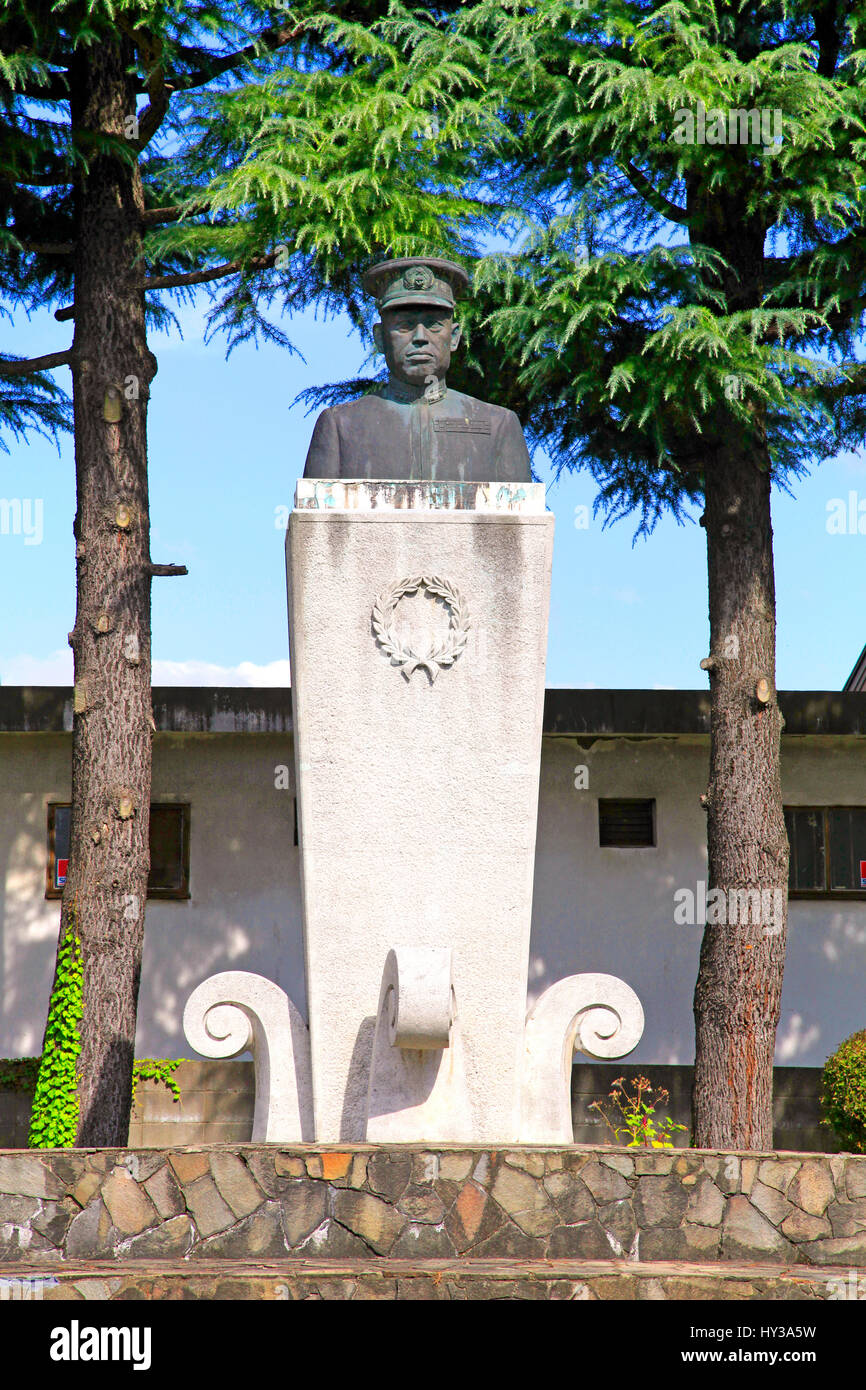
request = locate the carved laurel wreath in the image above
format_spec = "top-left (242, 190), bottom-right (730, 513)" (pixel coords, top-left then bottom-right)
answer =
top-left (372, 574), bottom-right (471, 682)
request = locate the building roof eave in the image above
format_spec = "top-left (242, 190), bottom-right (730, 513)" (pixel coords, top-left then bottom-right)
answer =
top-left (1, 686), bottom-right (866, 737)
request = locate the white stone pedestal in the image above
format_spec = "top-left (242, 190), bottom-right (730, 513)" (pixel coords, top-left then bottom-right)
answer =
top-left (286, 480), bottom-right (553, 1142)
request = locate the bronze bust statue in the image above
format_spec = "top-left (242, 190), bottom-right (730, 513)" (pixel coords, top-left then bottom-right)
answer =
top-left (302, 258), bottom-right (532, 483)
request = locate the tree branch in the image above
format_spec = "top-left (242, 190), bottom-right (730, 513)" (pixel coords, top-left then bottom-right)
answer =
top-left (8, 19), bottom-right (303, 103)
top-left (148, 562), bottom-right (188, 576)
top-left (6, 16), bottom-right (306, 103)
top-left (141, 254), bottom-right (275, 292)
top-left (131, 34), bottom-right (172, 155)
top-left (17, 241), bottom-right (74, 255)
top-left (822, 364), bottom-right (866, 400)
top-left (3, 72), bottom-right (72, 102)
top-left (620, 162), bottom-right (688, 224)
top-left (2, 193), bottom-right (74, 254)
top-left (142, 202), bottom-right (208, 226)
top-left (162, 23), bottom-right (306, 93)
top-left (0, 181), bottom-right (47, 219)
top-left (54, 252), bottom-right (277, 319)
top-left (0, 350), bottom-right (73, 375)
top-left (823, 295), bottom-right (866, 335)
top-left (131, 51), bottom-right (171, 153)
top-left (134, 91), bottom-right (171, 152)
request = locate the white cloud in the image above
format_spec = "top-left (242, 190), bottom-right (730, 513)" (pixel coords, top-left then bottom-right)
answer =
top-left (152, 657), bottom-right (290, 686)
top-left (1, 648), bottom-right (72, 684)
top-left (0, 651), bottom-right (290, 687)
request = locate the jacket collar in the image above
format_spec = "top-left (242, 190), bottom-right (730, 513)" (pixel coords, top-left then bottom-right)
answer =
top-left (383, 375), bottom-right (447, 405)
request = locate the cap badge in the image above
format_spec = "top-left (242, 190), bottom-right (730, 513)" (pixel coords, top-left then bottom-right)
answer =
top-left (402, 266), bottom-right (435, 292)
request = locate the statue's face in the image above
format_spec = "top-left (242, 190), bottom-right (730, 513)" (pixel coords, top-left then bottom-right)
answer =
top-left (374, 307), bottom-right (462, 385)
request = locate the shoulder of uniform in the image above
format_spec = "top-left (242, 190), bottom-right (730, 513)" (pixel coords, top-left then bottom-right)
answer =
top-left (316, 393), bottom-right (388, 423)
top-left (445, 390), bottom-right (518, 423)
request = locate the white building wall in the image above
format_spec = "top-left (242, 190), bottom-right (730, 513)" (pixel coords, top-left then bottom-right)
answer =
top-left (775, 739), bottom-right (866, 1066)
top-left (0, 731), bottom-right (304, 1059)
top-left (529, 734), bottom-right (866, 1067)
top-left (1, 729), bottom-right (864, 1066)
top-left (530, 735), bottom-right (706, 1065)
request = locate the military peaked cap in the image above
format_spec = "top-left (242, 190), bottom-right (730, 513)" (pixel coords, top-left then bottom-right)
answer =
top-left (363, 257), bottom-right (469, 312)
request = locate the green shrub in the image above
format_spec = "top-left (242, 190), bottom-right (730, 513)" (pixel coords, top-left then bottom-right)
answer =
top-left (821, 1030), bottom-right (866, 1153)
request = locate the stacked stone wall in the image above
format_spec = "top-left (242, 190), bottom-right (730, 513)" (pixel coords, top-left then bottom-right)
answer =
top-left (1, 1145), bottom-right (863, 1270)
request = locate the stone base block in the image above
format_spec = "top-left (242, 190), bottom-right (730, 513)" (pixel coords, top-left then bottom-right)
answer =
top-left (1, 1256), bottom-right (849, 1301)
top-left (0, 1144), bottom-right (863, 1275)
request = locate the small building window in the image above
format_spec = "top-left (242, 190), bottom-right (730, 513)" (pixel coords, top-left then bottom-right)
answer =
top-left (48, 804), bottom-right (71, 894)
top-left (785, 807), bottom-right (866, 898)
top-left (148, 805), bottom-right (191, 899)
top-left (598, 798), bottom-right (656, 848)
top-left (47, 803), bottom-right (190, 900)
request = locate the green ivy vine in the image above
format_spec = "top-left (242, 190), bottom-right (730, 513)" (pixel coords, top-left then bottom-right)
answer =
top-left (131, 1058), bottom-right (182, 1106)
top-left (9, 1051), bottom-right (183, 1148)
top-left (28, 918), bottom-right (83, 1148)
top-left (4, 1056), bottom-right (183, 1142)
top-left (20, 912), bottom-right (183, 1147)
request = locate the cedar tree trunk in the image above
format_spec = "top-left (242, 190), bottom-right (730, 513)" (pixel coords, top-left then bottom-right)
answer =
top-left (692, 432), bottom-right (790, 1148)
top-left (50, 39), bottom-right (157, 1145)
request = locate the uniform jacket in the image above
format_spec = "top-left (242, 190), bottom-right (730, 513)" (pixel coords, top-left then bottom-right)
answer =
top-left (303, 383), bottom-right (532, 483)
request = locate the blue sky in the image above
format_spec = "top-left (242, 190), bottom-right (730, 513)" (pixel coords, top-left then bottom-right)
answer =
top-left (2, 299), bottom-right (863, 691)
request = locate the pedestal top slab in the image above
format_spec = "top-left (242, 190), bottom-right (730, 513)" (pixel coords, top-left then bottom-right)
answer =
top-left (294, 478), bottom-right (547, 514)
